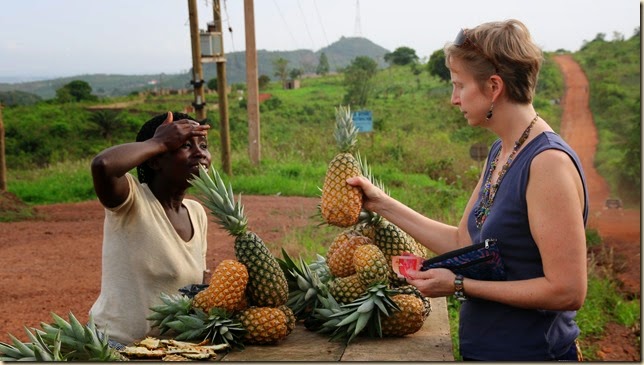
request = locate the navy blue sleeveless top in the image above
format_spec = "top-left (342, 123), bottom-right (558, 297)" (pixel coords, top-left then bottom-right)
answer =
top-left (461, 132), bottom-right (588, 360)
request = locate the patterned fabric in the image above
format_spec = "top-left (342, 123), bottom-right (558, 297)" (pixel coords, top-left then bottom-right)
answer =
top-left (420, 239), bottom-right (506, 281)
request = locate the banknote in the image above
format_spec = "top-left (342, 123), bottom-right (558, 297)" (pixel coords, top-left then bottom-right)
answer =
top-left (391, 254), bottom-right (424, 279)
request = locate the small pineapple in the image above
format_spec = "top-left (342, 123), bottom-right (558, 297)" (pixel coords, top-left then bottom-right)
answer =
top-left (193, 259), bottom-right (249, 313)
top-left (320, 105), bottom-right (363, 227)
top-left (327, 232), bottom-right (371, 278)
top-left (353, 244), bottom-right (389, 286)
top-left (381, 294), bottom-right (426, 337)
top-left (190, 166), bottom-right (289, 308)
top-left (328, 274), bottom-right (367, 304)
top-left (236, 307), bottom-right (290, 345)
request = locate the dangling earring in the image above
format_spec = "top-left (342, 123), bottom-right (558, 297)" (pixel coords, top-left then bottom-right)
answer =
top-left (485, 103), bottom-right (494, 122)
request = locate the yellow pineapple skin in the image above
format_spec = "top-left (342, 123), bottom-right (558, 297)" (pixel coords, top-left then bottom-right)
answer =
top-left (321, 153), bottom-right (363, 227)
top-left (192, 260), bottom-right (249, 313)
top-left (237, 307), bottom-right (289, 345)
top-left (327, 234), bottom-right (370, 278)
top-left (381, 294), bottom-right (426, 337)
top-left (353, 244), bottom-right (389, 286)
top-left (328, 274), bottom-right (367, 304)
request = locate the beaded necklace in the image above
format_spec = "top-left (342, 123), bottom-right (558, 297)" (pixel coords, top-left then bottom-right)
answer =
top-left (474, 113), bottom-right (539, 228)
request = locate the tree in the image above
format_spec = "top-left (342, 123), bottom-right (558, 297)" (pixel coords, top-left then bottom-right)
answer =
top-left (343, 56), bottom-right (378, 107)
top-left (427, 49), bottom-right (450, 83)
top-left (258, 75), bottom-right (271, 90)
top-left (316, 52), bottom-right (330, 75)
top-left (384, 46), bottom-right (419, 66)
top-left (55, 80), bottom-right (97, 103)
top-left (272, 58), bottom-right (289, 85)
top-left (87, 109), bottom-right (131, 143)
top-left (207, 78), bottom-right (218, 91)
top-left (289, 68), bottom-right (302, 80)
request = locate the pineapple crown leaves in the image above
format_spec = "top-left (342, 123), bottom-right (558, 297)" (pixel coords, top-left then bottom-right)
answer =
top-left (334, 105), bottom-right (359, 154)
top-left (278, 248), bottom-right (329, 320)
top-left (1, 312), bottom-right (124, 362)
top-left (166, 308), bottom-right (246, 349)
top-left (189, 166), bottom-right (248, 236)
top-left (147, 292), bottom-right (193, 335)
top-left (323, 283), bottom-right (400, 344)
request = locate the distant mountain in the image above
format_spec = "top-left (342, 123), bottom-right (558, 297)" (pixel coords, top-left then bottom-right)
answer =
top-left (0, 37), bottom-right (390, 100)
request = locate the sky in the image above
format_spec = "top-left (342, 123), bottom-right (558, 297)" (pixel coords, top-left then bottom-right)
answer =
top-left (0, 0), bottom-right (640, 82)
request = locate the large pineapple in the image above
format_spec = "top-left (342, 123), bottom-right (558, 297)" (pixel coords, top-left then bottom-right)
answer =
top-left (320, 105), bottom-right (363, 227)
top-left (0, 312), bottom-right (126, 361)
top-left (193, 259), bottom-right (249, 313)
top-left (190, 166), bottom-right (288, 307)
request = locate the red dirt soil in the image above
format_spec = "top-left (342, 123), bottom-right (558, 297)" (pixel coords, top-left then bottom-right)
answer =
top-left (0, 55), bottom-right (639, 361)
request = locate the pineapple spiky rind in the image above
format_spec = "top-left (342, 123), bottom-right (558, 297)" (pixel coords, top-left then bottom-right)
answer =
top-left (165, 308), bottom-right (246, 349)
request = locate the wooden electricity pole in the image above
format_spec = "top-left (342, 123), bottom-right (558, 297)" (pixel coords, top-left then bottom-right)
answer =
top-left (213, 0), bottom-right (232, 175)
top-left (0, 104), bottom-right (6, 192)
top-left (244, 0), bottom-right (260, 165)
top-left (188, 0), bottom-right (207, 121)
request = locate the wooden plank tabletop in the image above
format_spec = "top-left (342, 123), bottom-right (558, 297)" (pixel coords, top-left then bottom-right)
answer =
top-left (220, 297), bottom-right (454, 361)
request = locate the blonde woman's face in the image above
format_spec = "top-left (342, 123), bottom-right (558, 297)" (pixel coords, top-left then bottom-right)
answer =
top-left (449, 58), bottom-right (489, 127)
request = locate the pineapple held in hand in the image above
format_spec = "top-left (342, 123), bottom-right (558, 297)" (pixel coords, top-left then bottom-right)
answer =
top-left (321, 105), bottom-right (363, 227)
top-left (193, 259), bottom-right (249, 313)
top-left (190, 166), bottom-right (289, 308)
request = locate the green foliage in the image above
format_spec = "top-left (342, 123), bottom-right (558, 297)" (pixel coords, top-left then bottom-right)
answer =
top-left (343, 56), bottom-right (378, 107)
top-left (273, 57), bottom-right (289, 84)
top-left (0, 90), bottom-right (42, 106)
top-left (384, 46), bottom-right (419, 66)
top-left (258, 75), bottom-right (271, 89)
top-left (55, 80), bottom-right (98, 103)
top-left (316, 52), bottom-right (330, 75)
top-left (427, 49), bottom-right (450, 83)
top-left (574, 30), bottom-right (640, 202)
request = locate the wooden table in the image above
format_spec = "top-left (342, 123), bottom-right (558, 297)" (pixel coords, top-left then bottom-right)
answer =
top-left (219, 297), bottom-right (454, 361)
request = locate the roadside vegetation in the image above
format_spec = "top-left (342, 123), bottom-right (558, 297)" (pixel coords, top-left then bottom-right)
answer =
top-left (1, 29), bottom-right (639, 360)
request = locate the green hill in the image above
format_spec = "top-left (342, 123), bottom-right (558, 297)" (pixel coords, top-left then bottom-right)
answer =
top-left (0, 37), bottom-right (389, 100)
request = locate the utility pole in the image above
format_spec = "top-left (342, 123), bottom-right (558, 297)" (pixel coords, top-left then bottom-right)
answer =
top-left (188, 0), bottom-right (206, 120)
top-left (213, 0), bottom-right (232, 175)
top-left (0, 103), bottom-right (6, 192)
top-left (244, 0), bottom-right (260, 165)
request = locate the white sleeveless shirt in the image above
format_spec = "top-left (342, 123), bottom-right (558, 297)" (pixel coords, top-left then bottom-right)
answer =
top-left (90, 173), bottom-right (207, 344)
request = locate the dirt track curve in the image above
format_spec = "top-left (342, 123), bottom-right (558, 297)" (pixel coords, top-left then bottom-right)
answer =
top-left (0, 55), bottom-right (639, 360)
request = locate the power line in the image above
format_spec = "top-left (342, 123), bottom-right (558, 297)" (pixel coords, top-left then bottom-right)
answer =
top-left (296, 0), bottom-right (317, 50)
top-left (271, 0), bottom-right (300, 49)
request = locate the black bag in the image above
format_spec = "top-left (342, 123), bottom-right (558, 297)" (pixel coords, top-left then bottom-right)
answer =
top-left (420, 239), bottom-right (506, 281)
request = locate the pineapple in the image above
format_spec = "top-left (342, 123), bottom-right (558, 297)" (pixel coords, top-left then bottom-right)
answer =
top-left (381, 294), bottom-right (426, 337)
top-left (0, 312), bottom-right (126, 361)
top-left (392, 284), bottom-right (432, 320)
top-left (278, 305), bottom-right (297, 335)
top-left (328, 274), bottom-right (367, 304)
top-left (353, 244), bottom-right (389, 286)
top-left (320, 105), bottom-right (363, 227)
top-left (147, 292), bottom-right (193, 335)
top-left (193, 259), bottom-right (249, 313)
top-left (327, 232), bottom-right (371, 278)
top-left (190, 166), bottom-right (289, 307)
top-left (236, 307), bottom-right (290, 345)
